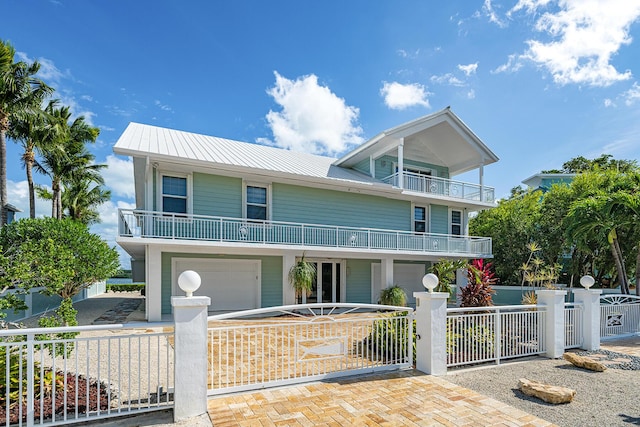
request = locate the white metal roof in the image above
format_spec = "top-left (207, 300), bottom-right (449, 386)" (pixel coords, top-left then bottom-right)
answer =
top-left (113, 122), bottom-right (379, 186)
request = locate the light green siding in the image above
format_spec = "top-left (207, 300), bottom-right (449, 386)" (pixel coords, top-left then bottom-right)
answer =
top-left (346, 259), bottom-right (374, 303)
top-left (353, 158), bottom-right (371, 175)
top-left (192, 173), bottom-right (242, 217)
top-left (161, 253), bottom-right (282, 314)
top-left (373, 156), bottom-right (449, 181)
top-left (430, 204), bottom-right (449, 234)
top-left (272, 183), bottom-right (411, 230)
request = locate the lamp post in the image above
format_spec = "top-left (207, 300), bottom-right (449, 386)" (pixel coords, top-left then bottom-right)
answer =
top-left (178, 270), bottom-right (201, 297)
top-left (422, 273), bottom-right (439, 293)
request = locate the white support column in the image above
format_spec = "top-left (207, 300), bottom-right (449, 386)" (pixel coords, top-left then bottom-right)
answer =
top-left (573, 288), bottom-right (602, 351)
top-left (414, 291), bottom-right (449, 375)
top-left (536, 289), bottom-right (567, 358)
top-left (397, 141), bottom-right (404, 189)
top-left (376, 258), bottom-right (394, 303)
top-left (369, 155), bottom-right (375, 178)
top-left (282, 254), bottom-right (296, 305)
top-left (479, 163), bottom-right (484, 202)
top-left (146, 245), bottom-right (163, 322)
top-left (455, 268), bottom-right (468, 306)
top-left (171, 291), bottom-right (211, 421)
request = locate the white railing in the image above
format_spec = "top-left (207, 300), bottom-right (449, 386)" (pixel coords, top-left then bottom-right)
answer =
top-left (206, 304), bottom-right (413, 395)
top-left (446, 305), bottom-right (546, 367)
top-left (600, 295), bottom-right (640, 337)
top-left (564, 303), bottom-right (583, 349)
top-left (0, 323), bottom-right (174, 426)
top-left (381, 172), bottom-right (495, 203)
top-left (118, 209), bottom-right (493, 257)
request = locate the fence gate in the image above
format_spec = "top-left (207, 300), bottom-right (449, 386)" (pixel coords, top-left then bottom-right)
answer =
top-left (600, 294), bottom-right (640, 338)
top-left (206, 303), bottom-right (414, 396)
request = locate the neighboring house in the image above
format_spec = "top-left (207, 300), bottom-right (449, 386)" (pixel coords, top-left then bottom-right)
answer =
top-left (114, 107), bottom-right (499, 321)
top-left (521, 173), bottom-right (576, 193)
top-left (5, 204), bottom-right (21, 224)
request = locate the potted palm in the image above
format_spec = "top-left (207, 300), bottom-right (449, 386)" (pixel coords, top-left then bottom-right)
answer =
top-left (288, 254), bottom-right (316, 301)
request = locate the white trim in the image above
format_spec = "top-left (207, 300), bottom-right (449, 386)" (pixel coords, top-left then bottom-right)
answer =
top-left (412, 203), bottom-right (429, 233)
top-left (243, 181), bottom-right (272, 220)
top-left (393, 161), bottom-right (437, 177)
top-left (299, 258), bottom-right (345, 304)
top-left (449, 208), bottom-right (463, 236)
top-left (157, 171), bottom-right (192, 214)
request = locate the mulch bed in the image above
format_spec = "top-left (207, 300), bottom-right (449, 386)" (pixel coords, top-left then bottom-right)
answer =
top-left (0, 371), bottom-right (113, 424)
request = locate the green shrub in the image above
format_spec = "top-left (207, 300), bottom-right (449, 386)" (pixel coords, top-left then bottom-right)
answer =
top-left (105, 283), bottom-right (145, 293)
top-left (378, 285), bottom-right (407, 307)
top-left (360, 312), bottom-right (415, 363)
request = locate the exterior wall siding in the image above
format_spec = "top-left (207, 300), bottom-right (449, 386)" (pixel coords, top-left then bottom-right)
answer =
top-left (272, 183), bottom-right (411, 231)
top-left (430, 204), bottom-right (449, 234)
top-left (160, 253), bottom-right (283, 314)
top-left (352, 158), bottom-right (371, 176)
top-left (345, 259), bottom-right (374, 303)
top-left (192, 173), bottom-right (242, 217)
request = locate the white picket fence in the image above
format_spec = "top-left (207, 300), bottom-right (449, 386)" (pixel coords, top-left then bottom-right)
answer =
top-left (600, 294), bottom-right (640, 338)
top-left (0, 323), bottom-right (174, 426)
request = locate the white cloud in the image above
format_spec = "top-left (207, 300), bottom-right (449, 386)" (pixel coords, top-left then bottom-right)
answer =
top-left (493, 53), bottom-right (524, 74)
top-left (397, 49), bottom-right (420, 59)
top-left (467, 89), bottom-right (476, 99)
top-left (6, 180), bottom-right (52, 220)
top-left (622, 82), bottom-right (640, 105)
top-left (483, 0), bottom-right (507, 27)
top-left (16, 52), bottom-right (71, 83)
top-left (380, 82), bottom-right (431, 110)
top-left (604, 98), bottom-right (615, 107)
top-left (458, 63), bottom-right (478, 76)
top-left (102, 155), bottom-right (135, 198)
top-left (430, 73), bottom-right (465, 86)
top-left (264, 71), bottom-right (364, 156)
top-left (154, 100), bottom-right (173, 112)
top-left (511, 0), bottom-right (640, 86)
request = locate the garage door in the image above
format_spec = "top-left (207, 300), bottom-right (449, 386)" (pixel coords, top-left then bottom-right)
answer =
top-left (372, 264), bottom-right (426, 307)
top-left (173, 259), bottom-right (261, 311)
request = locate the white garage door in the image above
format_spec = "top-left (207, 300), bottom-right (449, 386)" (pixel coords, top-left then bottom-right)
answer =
top-left (372, 264), bottom-right (426, 307)
top-left (173, 259), bottom-right (261, 311)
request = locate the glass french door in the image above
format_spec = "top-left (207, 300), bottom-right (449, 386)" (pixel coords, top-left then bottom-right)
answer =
top-left (298, 260), bottom-right (342, 304)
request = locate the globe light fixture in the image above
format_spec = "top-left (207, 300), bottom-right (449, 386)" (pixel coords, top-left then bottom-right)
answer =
top-left (178, 270), bottom-right (201, 297)
top-left (579, 275), bottom-right (595, 290)
top-left (422, 273), bottom-right (439, 293)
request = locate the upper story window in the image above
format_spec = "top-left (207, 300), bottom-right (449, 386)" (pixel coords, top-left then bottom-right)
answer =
top-left (162, 175), bottom-right (188, 214)
top-left (246, 185), bottom-right (268, 220)
top-left (414, 206), bottom-right (427, 233)
top-left (451, 209), bottom-right (462, 236)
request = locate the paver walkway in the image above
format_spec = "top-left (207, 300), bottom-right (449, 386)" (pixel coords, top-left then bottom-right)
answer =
top-left (208, 370), bottom-right (556, 427)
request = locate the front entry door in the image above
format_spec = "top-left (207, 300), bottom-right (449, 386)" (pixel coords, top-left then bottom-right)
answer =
top-left (299, 260), bottom-right (342, 304)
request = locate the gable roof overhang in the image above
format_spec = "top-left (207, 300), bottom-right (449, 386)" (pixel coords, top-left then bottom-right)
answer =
top-left (334, 107), bottom-right (499, 176)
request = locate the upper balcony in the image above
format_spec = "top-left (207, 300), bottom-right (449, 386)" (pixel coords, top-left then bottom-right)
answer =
top-left (381, 171), bottom-right (495, 203)
top-left (117, 209), bottom-right (492, 258)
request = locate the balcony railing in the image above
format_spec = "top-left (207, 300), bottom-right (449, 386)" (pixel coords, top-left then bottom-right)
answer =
top-left (381, 172), bottom-right (495, 203)
top-left (118, 209), bottom-right (492, 257)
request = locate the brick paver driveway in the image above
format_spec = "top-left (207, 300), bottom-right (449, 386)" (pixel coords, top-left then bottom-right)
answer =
top-left (208, 369), bottom-right (556, 426)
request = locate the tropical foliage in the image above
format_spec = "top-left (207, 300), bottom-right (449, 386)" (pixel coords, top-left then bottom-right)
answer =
top-left (470, 155), bottom-right (640, 294)
top-left (431, 259), bottom-right (468, 296)
top-left (288, 255), bottom-right (317, 299)
top-left (459, 259), bottom-right (496, 307)
top-left (378, 285), bottom-right (407, 307)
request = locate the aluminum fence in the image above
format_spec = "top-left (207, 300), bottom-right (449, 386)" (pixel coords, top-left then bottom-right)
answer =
top-left (600, 295), bottom-right (640, 338)
top-left (564, 303), bottom-right (583, 349)
top-left (446, 305), bottom-right (546, 367)
top-left (207, 304), bottom-right (413, 395)
top-left (0, 323), bottom-right (174, 426)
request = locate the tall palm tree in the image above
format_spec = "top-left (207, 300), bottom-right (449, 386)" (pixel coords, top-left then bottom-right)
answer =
top-left (609, 186), bottom-right (640, 296)
top-left (62, 175), bottom-right (111, 225)
top-left (0, 39), bottom-right (52, 224)
top-left (35, 102), bottom-right (100, 219)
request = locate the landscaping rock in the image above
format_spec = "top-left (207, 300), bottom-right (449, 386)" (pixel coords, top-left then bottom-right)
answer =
top-left (563, 352), bottom-right (607, 372)
top-left (518, 378), bottom-right (575, 404)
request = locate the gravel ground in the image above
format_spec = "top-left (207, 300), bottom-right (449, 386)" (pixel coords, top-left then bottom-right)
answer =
top-left (446, 353), bottom-right (640, 427)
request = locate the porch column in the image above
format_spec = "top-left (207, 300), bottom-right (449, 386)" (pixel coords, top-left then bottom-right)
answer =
top-left (397, 141), bottom-right (404, 189)
top-left (369, 155), bottom-right (375, 178)
top-left (282, 254), bottom-right (296, 305)
top-left (377, 258), bottom-right (394, 303)
top-left (479, 162), bottom-right (484, 202)
top-left (536, 289), bottom-right (567, 358)
top-left (573, 288), bottom-right (602, 351)
top-left (414, 289), bottom-right (449, 375)
top-left (146, 245), bottom-right (163, 322)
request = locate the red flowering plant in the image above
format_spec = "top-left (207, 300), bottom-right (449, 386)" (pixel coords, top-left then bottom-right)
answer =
top-left (459, 259), bottom-right (497, 307)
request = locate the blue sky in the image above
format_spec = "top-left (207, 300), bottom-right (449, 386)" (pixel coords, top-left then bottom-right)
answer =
top-left (3, 0), bottom-right (640, 267)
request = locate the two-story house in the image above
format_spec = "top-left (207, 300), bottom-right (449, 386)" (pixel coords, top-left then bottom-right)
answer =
top-left (114, 107), bottom-right (499, 321)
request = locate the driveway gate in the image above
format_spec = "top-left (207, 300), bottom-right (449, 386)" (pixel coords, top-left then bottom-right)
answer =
top-left (600, 294), bottom-right (640, 338)
top-left (206, 303), bottom-right (414, 396)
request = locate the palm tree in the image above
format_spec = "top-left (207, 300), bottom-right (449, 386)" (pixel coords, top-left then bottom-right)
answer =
top-left (35, 102), bottom-right (100, 219)
top-left (0, 39), bottom-right (52, 224)
top-left (609, 188), bottom-right (640, 296)
top-left (61, 168), bottom-right (111, 225)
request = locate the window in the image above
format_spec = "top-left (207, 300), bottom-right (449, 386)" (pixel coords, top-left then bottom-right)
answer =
top-left (414, 206), bottom-right (427, 233)
top-left (451, 209), bottom-right (462, 236)
top-left (162, 176), bottom-right (187, 214)
top-left (246, 185), bottom-right (268, 220)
